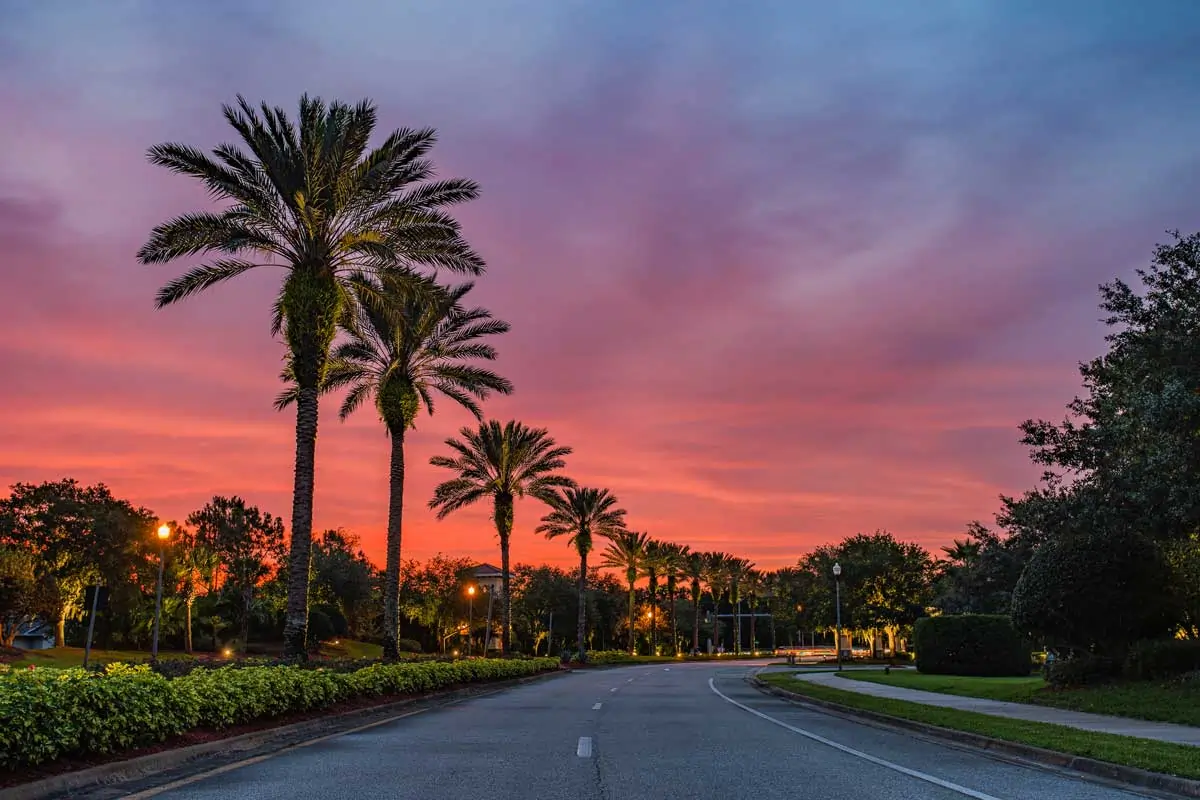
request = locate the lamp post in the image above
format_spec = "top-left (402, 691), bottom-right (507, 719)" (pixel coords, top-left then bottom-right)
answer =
top-left (151, 523), bottom-right (171, 660)
top-left (832, 562), bottom-right (842, 672)
top-left (466, 585), bottom-right (476, 656)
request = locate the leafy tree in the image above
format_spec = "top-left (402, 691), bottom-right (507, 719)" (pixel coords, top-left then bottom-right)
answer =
top-left (428, 420), bottom-right (574, 654)
top-left (0, 548), bottom-right (48, 647)
top-left (310, 529), bottom-right (377, 637)
top-left (186, 496), bottom-right (285, 654)
top-left (537, 487), bottom-right (627, 661)
top-left (600, 530), bottom-right (648, 654)
top-left (163, 520), bottom-right (218, 654)
top-left (510, 564), bottom-right (577, 655)
top-left (280, 279), bottom-right (510, 658)
top-left (932, 521), bottom-right (1027, 615)
top-left (1166, 536), bottom-right (1200, 640)
top-left (138, 95), bottom-right (485, 657)
top-left (399, 554), bottom-right (475, 653)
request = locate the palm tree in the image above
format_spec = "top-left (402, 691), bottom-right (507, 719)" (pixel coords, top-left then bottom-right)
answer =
top-left (641, 540), bottom-right (670, 655)
top-left (702, 552), bottom-right (731, 652)
top-left (685, 551), bottom-right (706, 655)
top-left (537, 487), bottom-right (627, 662)
top-left (138, 96), bottom-right (484, 657)
top-left (727, 557), bottom-right (755, 655)
top-left (744, 568), bottom-right (763, 653)
top-left (658, 543), bottom-right (690, 655)
top-left (278, 279), bottom-right (511, 658)
top-left (601, 531), bottom-right (649, 654)
top-left (428, 420), bottom-right (573, 655)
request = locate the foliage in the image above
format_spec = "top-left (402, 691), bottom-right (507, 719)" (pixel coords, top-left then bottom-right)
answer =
top-left (309, 529), bottom-right (377, 638)
top-left (399, 554), bottom-right (475, 653)
top-left (0, 657), bottom-right (557, 768)
top-left (913, 614), bottom-right (1031, 677)
top-left (0, 548), bottom-right (48, 647)
top-left (1010, 527), bottom-right (1177, 655)
top-left (1042, 653), bottom-right (1120, 689)
top-left (396, 638), bottom-right (423, 654)
top-left (1124, 639), bottom-right (1200, 681)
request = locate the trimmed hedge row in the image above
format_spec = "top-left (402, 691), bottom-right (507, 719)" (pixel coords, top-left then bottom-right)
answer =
top-left (914, 614), bottom-right (1031, 677)
top-left (0, 657), bottom-right (558, 769)
top-left (585, 650), bottom-right (640, 665)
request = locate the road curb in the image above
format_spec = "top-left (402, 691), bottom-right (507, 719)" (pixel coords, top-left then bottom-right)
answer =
top-left (5, 670), bottom-right (565, 800)
top-left (750, 676), bottom-right (1200, 799)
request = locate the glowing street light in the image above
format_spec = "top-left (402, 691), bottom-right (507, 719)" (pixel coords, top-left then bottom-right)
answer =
top-left (466, 585), bottom-right (477, 656)
top-left (151, 523), bottom-right (172, 660)
top-left (832, 562), bottom-right (843, 672)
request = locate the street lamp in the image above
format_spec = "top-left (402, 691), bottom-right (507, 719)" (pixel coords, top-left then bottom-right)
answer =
top-left (832, 562), bottom-right (842, 672)
top-left (466, 585), bottom-right (477, 656)
top-left (151, 523), bottom-right (171, 660)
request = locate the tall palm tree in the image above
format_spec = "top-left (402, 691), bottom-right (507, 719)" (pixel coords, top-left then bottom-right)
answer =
top-left (744, 568), bottom-right (763, 653)
top-left (138, 95), bottom-right (484, 657)
top-left (658, 543), bottom-right (690, 655)
top-left (428, 420), bottom-right (573, 655)
top-left (727, 557), bottom-right (755, 655)
top-left (641, 539), bottom-right (669, 655)
top-left (702, 552), bottom-right (731, 652)
top-left (600, 531), bottom-right (649, 655)
top-left (279, 279), bottom-right (511, 658)
top-left (685, 551), bottom-right (706, 655)
top-left (537, 487), bottom-right (627, 662)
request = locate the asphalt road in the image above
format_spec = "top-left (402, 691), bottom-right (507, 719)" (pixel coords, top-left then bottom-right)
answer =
top-left (132, 662), bottom-right (1160, 800)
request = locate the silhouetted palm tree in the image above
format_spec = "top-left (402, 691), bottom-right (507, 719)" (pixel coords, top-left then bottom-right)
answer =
top-left (428, 420), bottom-right (573, 654)
top-left (537, 487), bottom-right (627, 662)
top-left (138, 95), bottom-right (484, 656)
top-left (601, 531), bottom-right (649, 654)
top-left (727, 557), bottom-right (755, 655)
top-left (658, 542), bottom-right (690, 655)
top-left (686, 551), bottom-right (706, 654)
top-left (280, 278), bottom-right (511, 657)
top-left (702, 552), bottom-right (731, 651)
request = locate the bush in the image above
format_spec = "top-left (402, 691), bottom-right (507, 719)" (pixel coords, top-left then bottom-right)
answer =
top-left (1125, 639), bottom-right (1200, 681)
top-left (396, 638), bottom-right (423, 654)
top-left (0, 657), bottom-right (558, 769)
top-left (584, 650), bottom-right (639, 665)
top-left (1011, 529), bottom-right (1177, 655)
top-left (306, 609), bottom-right (335, 648)
top-left (1043, 652), bottom-right (1119, 689)
top-left (913, 614), bottom-right (1031, 677)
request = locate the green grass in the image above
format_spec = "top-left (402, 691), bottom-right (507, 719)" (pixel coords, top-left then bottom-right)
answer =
top-left (760, 673), bottom-right (1200, 780)
top-left (842, 670), bottom-right (1200, 727)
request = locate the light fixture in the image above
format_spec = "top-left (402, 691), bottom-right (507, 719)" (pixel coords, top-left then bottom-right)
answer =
top-left (156, 524), bottom-right (171, 540)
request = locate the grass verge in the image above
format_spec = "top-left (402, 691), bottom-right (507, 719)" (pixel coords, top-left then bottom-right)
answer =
top-left (5, 640), bottom-right (385, 669)
top-left (759, 673), bottom-right (1200, 780)
top-left (842, 670), bottom-right (1200, 727)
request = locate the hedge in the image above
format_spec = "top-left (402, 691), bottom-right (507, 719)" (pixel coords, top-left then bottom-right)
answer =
top-left (914, 614), bottom-right (1031, 677)
top-left (1124, 638), bottom-right (1200, 681)
top-left (0, 657), bottom-right (558, 769)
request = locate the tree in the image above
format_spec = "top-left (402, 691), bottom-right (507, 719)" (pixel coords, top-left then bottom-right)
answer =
top-left (656, 543), bottom-right (689, 655)
top-left (537, 487), bottom-right (627, 661)
top-left (310, 529), bottom-right (377, 636)
top-left (138, 95), bottom-right (485, 657)
top-left (744, 568), bottom-right (763, 652)
top-left (641, 540), bottom-right (669, 654)
top-left (685, 551), bottom-right (706, 654)
top-left (600, 531), bottom-right (648, 655)
top-left (702, 552), bottom-right (731, 652)
top-left (726, 557), bottom-right (754, 655)
top-left (510, 564), bottom-right (577, 655)
top-left (280, 279), bottom-right (510, 658)
top-left (428, 420), bottom-right (574, 654)
top-left (0, 548), bottom-right (47, 648)
top-left (399, 554), bottom-right (475, 653)
top-left (187, 496), bottom-right (285, 654)
top-left (164, 520), bottom-right (218, 654)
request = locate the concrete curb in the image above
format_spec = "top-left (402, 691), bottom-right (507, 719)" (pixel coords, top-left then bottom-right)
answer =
top-left (750, 676), bottom-right (1200, 799)
top-left (5, 670), bottom-right (565, 800)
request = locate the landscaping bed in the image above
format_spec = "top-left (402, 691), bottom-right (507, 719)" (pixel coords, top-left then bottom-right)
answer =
top-left (842, 670), bottom-right (1200, 728)
top-left (759, 672), bottom-right (1200, 780)
top-left (0, 657), bottom-right (560, 774)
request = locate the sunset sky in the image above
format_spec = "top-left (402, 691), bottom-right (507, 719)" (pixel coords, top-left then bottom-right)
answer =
top-left (2, 2), bottom-right (1200, 570)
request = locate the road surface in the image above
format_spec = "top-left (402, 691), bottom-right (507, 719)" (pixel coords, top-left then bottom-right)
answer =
top-left (131, 662), bottom-right (1162, 800)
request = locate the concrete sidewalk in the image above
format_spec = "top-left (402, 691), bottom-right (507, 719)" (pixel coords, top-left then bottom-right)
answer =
top-left (791, 671), bottom-right (1200, 746)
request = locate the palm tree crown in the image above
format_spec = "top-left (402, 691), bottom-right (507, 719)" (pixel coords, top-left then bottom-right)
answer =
top-left (537, 487), bottom-right (627, 661)
top-left (138, 94), bottom-right (485, 657)
top-left (428, 420), bottom-right (574, 654)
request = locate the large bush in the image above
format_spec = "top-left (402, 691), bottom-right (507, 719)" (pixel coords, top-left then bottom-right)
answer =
top-left (0, 657), bottom-right (558, 769)
top-left (913, 614), bottom-right (1031, 676)
top-left (1011, 528), bottom-right (1177, 656)
top-left (1125, 638), bottom-right (1200, 681)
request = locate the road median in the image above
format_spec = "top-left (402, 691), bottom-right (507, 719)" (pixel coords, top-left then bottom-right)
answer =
top-left (753, 672), bottom-right (1200, 799)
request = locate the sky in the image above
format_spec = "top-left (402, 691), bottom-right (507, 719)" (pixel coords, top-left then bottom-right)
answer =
top-left (1, 1), bottom-right (1199, 571)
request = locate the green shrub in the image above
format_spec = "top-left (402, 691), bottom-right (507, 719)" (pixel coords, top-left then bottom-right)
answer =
top-left (914, 614), bottom-right (1031, 677)
top-left (0, 657), bottom-right (557, 769)
top-left (1125, 639), bottom-right (1200, 681)
top-left (307, 609), bottom-right (335, 648)
top-left (1043, 652), bottom-right (1119, 688)
top-left (584, 650), bottom-right (639, 665)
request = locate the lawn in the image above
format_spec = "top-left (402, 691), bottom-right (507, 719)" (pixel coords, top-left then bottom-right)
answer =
top-left (842, 670), bottom-right (1200, 728)
top-left (760, 673), bottom-right (1200, 780)
top-left (6, 639), bottom-right (384, 669)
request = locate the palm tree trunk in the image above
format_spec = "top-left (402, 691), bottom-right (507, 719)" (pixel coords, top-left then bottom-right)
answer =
top-left (494, 493), bottom-right (514, 656)
top-left (732, 587), bottom-right (741, 655)
top-left (648, 571), bottom-right (658, 654)
top-left (749, 596), bottom-right (756, 653)
top-left (282, 384), bottom-right (320, 659)
top-left (666, 576), bottom-right (676, 655)
top-left (691, 585), bottom-right (700, 654)
top-left (241, 585), bottom-right (252, 655)
top-left (577, 550), bottom-right (588, 661)
top-left (184, 596), bottom-right (193, 654)
top-left (626, 569), bottom-right (636, 655)
top-left (382, 427), bottom-right (406, 659)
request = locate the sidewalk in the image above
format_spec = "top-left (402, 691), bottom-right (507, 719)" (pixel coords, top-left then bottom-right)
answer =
top-left (790, 671), bottom-right (1200, 746)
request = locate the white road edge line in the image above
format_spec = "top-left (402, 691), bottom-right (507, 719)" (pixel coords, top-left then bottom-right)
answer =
top-left (707, 678), bottom-right (1002, 800)
top-left (610, 687), bottom-right (618, 692)
top-left (593, 702), bottom-right (603, 710)
top-left (577, 736), bottom-right (593, 757)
